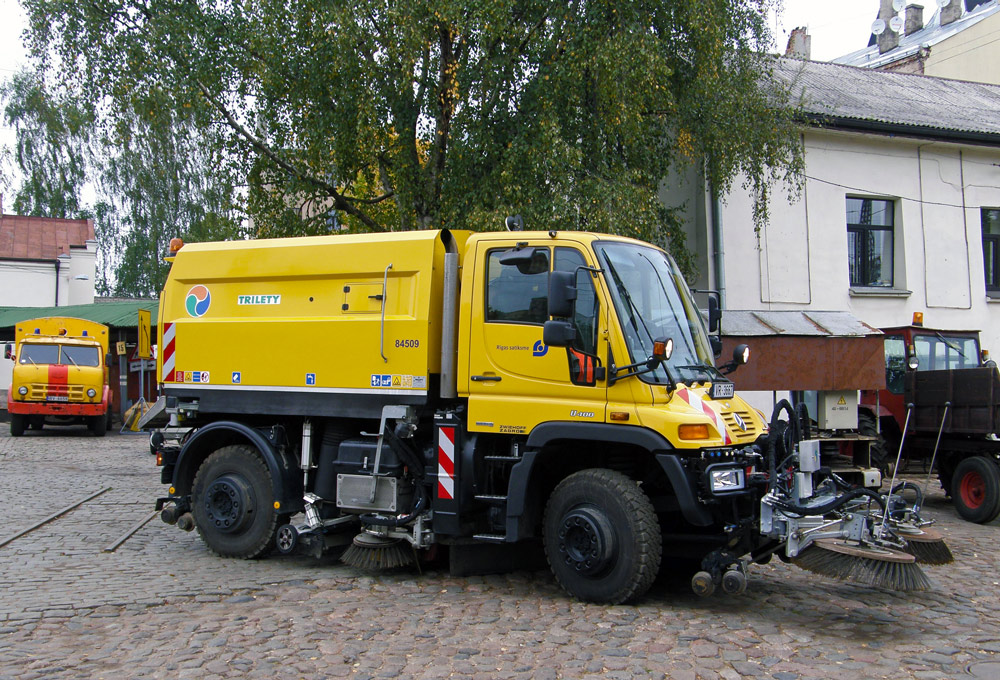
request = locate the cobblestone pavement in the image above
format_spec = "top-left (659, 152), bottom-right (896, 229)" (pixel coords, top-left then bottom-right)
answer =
top-left (2, 428), bottom-right (1000, 679)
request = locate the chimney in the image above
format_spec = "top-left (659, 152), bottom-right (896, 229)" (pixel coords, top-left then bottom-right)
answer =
top-left (941, 0), bottom-right (962, 25)
top-left (878, 0), bottom-right (900, 54)
top-left (905, 4), bottom-right (925, 34)
top-left (785, 27), bottom-right (812, 60)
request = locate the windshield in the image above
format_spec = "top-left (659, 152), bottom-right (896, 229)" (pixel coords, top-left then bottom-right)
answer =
top-left (913, 334), bottom-right (980, 371)
top-left (595, 241), bottom-right (716, 384)
top-left (19, 344), bottom-right (100, 367)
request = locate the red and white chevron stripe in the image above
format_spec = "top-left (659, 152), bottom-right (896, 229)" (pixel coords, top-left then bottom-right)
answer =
top-left (675, 386), bottom-right (733, 446)
top-left (162, 322), bottom-right (176, 382)
top-left (437, 426), bottom-right (456, 500)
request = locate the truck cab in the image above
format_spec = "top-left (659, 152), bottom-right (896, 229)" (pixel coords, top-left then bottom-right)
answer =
top-left (6, 317), bottom-right (112, 436)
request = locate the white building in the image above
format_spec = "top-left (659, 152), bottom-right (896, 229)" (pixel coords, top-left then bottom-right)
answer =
top-left (665, 58), bottom-right (1000, 359)
top-left (0, 213), bottom-right (97, 307)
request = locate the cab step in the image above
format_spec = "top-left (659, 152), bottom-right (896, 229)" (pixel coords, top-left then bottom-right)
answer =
top-left (472, 533), bottom-right (507, 544)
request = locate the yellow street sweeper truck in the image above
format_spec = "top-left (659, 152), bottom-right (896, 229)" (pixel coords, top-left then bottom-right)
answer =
top-left (147, 228), bottom-right (948, 603)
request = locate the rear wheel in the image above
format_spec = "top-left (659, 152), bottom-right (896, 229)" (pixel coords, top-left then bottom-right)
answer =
top-left (543, 468), bottom-right (661, 604)
top-left (858, 411), bottom-right (892, 478)
top-left (10, 413), bottom-right (25, 437)
top-left (951, 456), bottom-right (1000, 524)
top-left (191, 445), bottom-right (280, 558)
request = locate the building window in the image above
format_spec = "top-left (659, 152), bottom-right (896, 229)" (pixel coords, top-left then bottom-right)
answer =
top-left (983, 208), bottom-right (1000, 293)
top-left (847, 197), bottom-right (894, 288)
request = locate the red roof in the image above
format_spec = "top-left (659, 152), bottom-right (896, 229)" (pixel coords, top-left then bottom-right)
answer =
top-left (0, 214), bottom-right (95, 261)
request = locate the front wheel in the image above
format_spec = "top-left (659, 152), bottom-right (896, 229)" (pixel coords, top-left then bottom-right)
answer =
top-left (90, 413), bottom-right (107, 437)
top-left (191, 445), bottom-right (280, 558)
top-left (951, 456), bottom-right (1000, 524)
top-left (543, 468), bottom-right (662, 604)
top-left (858, 411), bottom-right (892, 478)
top-left (10, 413), bottom-right (25, 437)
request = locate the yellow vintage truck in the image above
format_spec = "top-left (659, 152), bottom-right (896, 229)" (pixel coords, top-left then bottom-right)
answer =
top-left (148, 228), bottom-right (936, 603)
top-left (6, 317), bottom-right (112, 436)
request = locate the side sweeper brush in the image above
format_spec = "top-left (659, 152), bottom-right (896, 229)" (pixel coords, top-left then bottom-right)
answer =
top-left (793, 539), bottom-right (931, 591)
top-left (896, 525), bottom-right (954, 566)
top-left (341, 532), bottom-right (415, 570)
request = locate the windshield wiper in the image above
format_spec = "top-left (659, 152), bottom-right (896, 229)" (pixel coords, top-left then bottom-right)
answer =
top-left (674, 364), bottom-right (723, 381)
top-left (935, 332), bottom-right (966, 358)
top-left (64, 354), bottom-right (79, 367)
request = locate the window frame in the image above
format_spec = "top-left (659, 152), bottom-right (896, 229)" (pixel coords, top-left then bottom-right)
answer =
top-left (982, 208), bottom-right (1000, 294)
top-left (846, 197), bottom-right (895, 288)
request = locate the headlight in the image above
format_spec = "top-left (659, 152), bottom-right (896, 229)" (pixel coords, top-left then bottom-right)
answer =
top-left (18, 386), bottom-right (27, 396)
top-left (87, 388), bottom-right (97, 398)
top-left (709, 467), bottom-right (746, 493)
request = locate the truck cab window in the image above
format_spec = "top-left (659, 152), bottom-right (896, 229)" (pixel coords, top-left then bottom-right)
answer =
top-left (62, 345), bottom-right (101, 367)
top-left (486, 248), bottom-right (550, 324)
top-left (554, 247), bottom-right (599, 356)
top-left (884, 335), bottom-right (906, 394)
top-left (913, 334), bottom-right (980, 371)
top-left (19, 344), bottom-right (59, 365)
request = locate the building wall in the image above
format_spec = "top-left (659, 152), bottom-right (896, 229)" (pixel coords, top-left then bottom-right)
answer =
top-left (924, 11), bottom-right (1000, 84)
top-left (715, 128), bottom-right (1000, 354)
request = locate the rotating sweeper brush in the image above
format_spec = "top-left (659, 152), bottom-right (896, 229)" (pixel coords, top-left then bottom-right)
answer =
top-left (760, 401), bottom-right (951, 592)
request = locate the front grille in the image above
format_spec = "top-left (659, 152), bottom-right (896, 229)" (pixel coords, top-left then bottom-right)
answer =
top-left (722, 410), bottom-right (758, 438)
top-left (27, 383), bottom-right (87, 402)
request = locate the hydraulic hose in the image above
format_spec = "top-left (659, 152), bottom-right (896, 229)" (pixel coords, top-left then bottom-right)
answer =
top-left (358, 423), bottom-right (430, 528)
top-left (890, 481), bottom-right (924, 515)
top-left (773, 486), bottom-right (887, 516)
top-left (767, 400), bottom-right (799, 492)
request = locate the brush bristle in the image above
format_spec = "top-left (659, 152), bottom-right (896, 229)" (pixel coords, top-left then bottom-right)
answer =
top-left (341, 538), bottom-right (415, 571)
top-left (903, 538), bottom-right (954, 566)
top-left (793, 544), bottom-right (931, 591)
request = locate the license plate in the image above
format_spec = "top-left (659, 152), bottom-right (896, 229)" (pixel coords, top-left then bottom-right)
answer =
top-left (46, 396), bottom-right (69, 402)
top-left (710, 382), bottom-right (734, 400)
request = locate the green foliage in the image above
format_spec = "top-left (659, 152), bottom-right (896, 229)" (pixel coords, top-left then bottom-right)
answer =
top-left (20, 0), bottom-right (802, 281)
top-left (1, 70), bottom-right (92, 219)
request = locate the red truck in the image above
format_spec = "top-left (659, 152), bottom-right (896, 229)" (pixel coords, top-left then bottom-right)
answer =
top-left (861, 313), bottom-right (1000, 523)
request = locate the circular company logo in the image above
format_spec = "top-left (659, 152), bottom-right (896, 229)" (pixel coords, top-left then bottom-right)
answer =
top-left (185, 285), bottom-right (212, 317)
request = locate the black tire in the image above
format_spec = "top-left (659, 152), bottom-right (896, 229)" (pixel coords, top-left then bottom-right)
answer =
top-left (543, 468), bottom-right (662, 604)
top-left (10, 413), bottom-right (25, 437)
top-left (951, 456), bottom-right (1000, 524)
top-left (90, 413), bottom-right (108, 437)
top-left (858, 411), bottom-right (892, 479)
top-left (191, 445), bottom-right (280, 558)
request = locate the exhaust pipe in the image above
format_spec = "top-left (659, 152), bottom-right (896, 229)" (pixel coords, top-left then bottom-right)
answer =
top-left (176, 513), bottom-right (195, 531)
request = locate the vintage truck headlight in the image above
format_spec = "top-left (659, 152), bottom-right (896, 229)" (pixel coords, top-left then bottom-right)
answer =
top-left (708, 466), bottom-right (746, 493)
top-left (18, 386), bottom-right (27, 396)
top-left (87, 388), bottom-right (97, 398)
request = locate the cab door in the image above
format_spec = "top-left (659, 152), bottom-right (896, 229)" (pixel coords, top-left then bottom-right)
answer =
top-left (466, 239), bottom-right (608, 434)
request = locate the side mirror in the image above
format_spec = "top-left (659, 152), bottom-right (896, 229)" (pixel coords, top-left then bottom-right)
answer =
top-left (548, 270), bottom-right (577, 318)
top-left (907, 343), bottom-right (918, 370)
top-left (710, 336), bottom-right (722, 358)
top-left (105, 352), bottom-right (113, 366)
top-left (708, 297), bottom-right (721, 334)
top-left (4, 344), bottom-right (11, 360)
top-left (733, 344), bottom-right (750, 366)
top-left (543, 320), bottom-right (576, 348)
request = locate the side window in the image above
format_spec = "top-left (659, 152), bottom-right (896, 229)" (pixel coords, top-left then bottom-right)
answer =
top-left (486, 248), bottom-right (550, 324)
top-left (983, 208), bottom-right (1000, 294)
top-left (554, 247), bottom-right (599, 356)
top-left (884, 335), bottom-right (906, 394)
top-left (847, 197), bottom-right (894, 288)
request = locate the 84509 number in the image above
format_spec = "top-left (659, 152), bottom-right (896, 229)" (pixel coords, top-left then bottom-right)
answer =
top-left (395, 339), bottom-right (419, 348)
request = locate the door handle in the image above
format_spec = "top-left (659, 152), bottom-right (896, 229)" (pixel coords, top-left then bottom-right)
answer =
top-left (471, 375), bottom-right (502, 382)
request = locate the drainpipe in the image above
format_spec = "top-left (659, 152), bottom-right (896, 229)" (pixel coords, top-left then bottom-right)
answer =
top-left (710, 183), bottom-right (726, 307)
top-left (54, 259), bottom-right (60, 307)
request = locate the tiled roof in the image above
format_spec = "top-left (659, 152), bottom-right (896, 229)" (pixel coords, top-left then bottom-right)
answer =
top-left (834, 0), bottom-right (1000, 70)
top-left (0, 214), bottom-right (95, 261)
top-left (774, 58), bottom-right (1000, 142)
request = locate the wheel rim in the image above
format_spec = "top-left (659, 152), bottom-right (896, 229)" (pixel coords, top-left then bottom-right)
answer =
top-left (276, 525), bottom-right (296, 553)
top-left (204, 474), bottom-right (256, 533)
top-left (557, 505), bottom-right (617, 576)
top-left (960, 470), bottom-right (985, 509)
